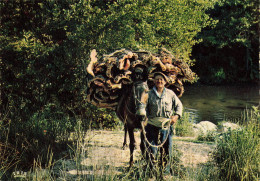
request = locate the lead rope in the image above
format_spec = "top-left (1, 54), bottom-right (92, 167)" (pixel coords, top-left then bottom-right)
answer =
top-left (141, 120), bottom-right (171, 148)
top-left (141, 119), bottom-right (172, 174)
top-left (133, 85), bottom-right (143, 105)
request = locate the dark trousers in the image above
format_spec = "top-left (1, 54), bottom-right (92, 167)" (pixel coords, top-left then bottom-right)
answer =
top-left (144, 123), bottom-right (174, 167)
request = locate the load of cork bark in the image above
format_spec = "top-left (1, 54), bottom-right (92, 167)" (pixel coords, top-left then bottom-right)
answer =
top-left (86, 48), bottom-right (196, 109)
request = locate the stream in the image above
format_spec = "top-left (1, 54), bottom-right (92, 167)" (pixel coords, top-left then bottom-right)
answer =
top-left (180, 84), bottom-right (259, 124)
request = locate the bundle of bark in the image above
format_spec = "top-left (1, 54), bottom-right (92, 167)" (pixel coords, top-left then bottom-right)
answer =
top-left (86, 48), bottom-right (196, 109)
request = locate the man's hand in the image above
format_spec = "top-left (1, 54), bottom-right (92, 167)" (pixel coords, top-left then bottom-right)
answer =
top-left (170, 115), bottom-right (179, 125)
top-left (140, 115), bottom-right (148, 126)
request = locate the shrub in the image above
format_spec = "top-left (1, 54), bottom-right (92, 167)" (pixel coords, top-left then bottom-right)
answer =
top-left (212, 107), bottom-right (260, 180)
top-left (175, 112), bottom-right (195, 137)
top-left (0, 120), bottom-right (20, 180)
top-left (197, 130), bottom-right (217, 142)
top-left (4, 103), bottom-right (77, 170)
top-left (185, 162), bottom-right (219, 181)
top-left (29, 103), bottom-right (76, 143)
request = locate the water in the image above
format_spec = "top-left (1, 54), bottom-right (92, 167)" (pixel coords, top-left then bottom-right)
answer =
top-left (180, 84), bottom-right (260, 124)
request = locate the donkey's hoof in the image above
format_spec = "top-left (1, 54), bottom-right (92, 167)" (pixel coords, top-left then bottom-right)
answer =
top-left (122, 144), bottom-right (127, 150)
top-left (129, 161), bottom-right (134, 168)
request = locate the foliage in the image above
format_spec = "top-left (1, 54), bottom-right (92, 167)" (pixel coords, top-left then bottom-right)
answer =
top-left (0, 0), bottom-right (219, 175)
top-left (29, 103), bottom-right (75, 143)
top-left (0, 0), bottom-right (217, 127)
top-left (80, 0), bottom-right (217, 63)
top-left (212, 107), bottom-right (260, 180)
top-left (197, 130), bottom-right (217, 142)
top-left (192, 0), bottom-right (259, 84)
top-left (0, 120), bottom-right (20, 180)
top-left (83, 104), bottom-right (120, 129)
top-left (175, 112), bottom-right (195, 137)
top-left (5, 105), bottom-right (74, 170)
top-left (185, 162), bottom-right (219, 181)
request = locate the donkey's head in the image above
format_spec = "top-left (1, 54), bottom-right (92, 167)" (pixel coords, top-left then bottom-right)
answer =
top-left (131, 66), bottom-right (149, 117)
top-left (133, 82), bottom-right (149, 117)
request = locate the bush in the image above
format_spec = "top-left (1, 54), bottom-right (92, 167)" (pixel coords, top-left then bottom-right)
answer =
top-left (0, 120), bottom-right (20, 180)
top-left (4, 104), bottom-right (78, 171)
top-left (29, 103), bottom-right (76, 144)
top-left (197, 130), bottom-right (217, 142)
top-left (212, 107), bottom-right (260, 180)
top-left (175, 112), bottom-right (195, 137)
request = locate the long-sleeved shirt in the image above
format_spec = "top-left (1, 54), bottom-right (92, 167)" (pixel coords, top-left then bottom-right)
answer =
top-left (146, 87), bottom-right (183, 120)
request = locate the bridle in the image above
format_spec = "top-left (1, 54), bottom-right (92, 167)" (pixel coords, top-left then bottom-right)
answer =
top-left (129, 84), bottom-right (171, 148)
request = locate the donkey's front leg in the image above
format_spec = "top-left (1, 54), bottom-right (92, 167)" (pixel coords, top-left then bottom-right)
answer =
top-left (122, 124), bottom-right (128, 150)
top-left (128, 128), bottom-right (136, 167)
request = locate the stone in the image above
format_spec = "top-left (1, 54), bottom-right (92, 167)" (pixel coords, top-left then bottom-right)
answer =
top-left (193, 121), bottom-right (217, 136)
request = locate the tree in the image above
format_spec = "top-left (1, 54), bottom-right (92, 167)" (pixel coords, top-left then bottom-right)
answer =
top-left (192, 0), bottom-right (259, 84)
top-left (0, 0), bottom-right (218, 169)
top-left (71, 0), bottom-right (218, 63)
top-left (1, 0), bottom-right (218, 120)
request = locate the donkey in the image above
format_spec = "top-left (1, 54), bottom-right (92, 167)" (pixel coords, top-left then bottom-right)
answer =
top-left (116, 67), bottom-right (149, 166)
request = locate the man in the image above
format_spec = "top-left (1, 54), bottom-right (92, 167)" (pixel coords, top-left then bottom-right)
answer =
top-left (145, 72), bottom-right (183, 174)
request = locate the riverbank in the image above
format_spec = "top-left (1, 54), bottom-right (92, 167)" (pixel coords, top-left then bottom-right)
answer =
top-left (53, 130), bottom-right (215, 180)
top-left (79, 130), bottom-right (215, 168)
top-left (11, 129), bottom-right (215, 180)
top-left (9, 108), bottom-right (259, 180)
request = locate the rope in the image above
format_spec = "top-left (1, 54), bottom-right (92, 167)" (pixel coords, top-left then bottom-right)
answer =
top-left (161, 119), bottom-right (171, 130)
top-left (128, 83), bottom-right (171, 149)
top-left (141, 119), bottom-right (174, 174)
top-left (125, 96), bottom-right (170, 148)
top-left (148, 117), bottom-right (171, 130)
top-left (141, 120), bottom-right (171, 148)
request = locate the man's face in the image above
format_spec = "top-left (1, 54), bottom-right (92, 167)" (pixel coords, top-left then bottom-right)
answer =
top-left (154, 75), bottom-right (166, 89)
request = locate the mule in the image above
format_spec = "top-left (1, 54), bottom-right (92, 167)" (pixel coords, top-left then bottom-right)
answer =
top-left (116, 80), bottom-right (149, 166)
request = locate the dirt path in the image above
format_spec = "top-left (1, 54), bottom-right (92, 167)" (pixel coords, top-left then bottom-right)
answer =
top-left (59, 130), bottom-right (215, 180)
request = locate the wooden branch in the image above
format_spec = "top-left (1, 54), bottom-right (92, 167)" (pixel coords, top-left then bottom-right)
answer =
top-left (86, 49), bottom-right (98, 77)
top-left (86, 48), bottom-right (196, 107)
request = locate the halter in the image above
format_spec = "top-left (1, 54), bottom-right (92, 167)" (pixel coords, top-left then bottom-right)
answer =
top-left (130, 84), bottom-right (171, 148)
top-left (132, 85), bottom-right (147, 116)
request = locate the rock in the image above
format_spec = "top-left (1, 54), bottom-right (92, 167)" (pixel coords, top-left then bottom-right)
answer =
top-left (193, 121), bottom-right (217, 136)
top-left (218, 122), bottom-right (240, 133)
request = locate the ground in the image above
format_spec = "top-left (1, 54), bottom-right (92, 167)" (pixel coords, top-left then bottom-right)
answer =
top-left (57, 129), bottom-right (215, 180)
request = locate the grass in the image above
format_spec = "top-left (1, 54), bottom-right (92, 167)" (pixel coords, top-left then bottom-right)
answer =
top-left (197, 130), bottom-right (217, 142)
top-left (184, 162), bottom-right (219, 181)
top-left (0, 120), bottom-right (20, 179)
top-left (212, 106), bottom-right (260, 181)
top-left (174, 137), bottom-right (215, 145)
top-left (175, 112), bottom-right (195, 137)
top-left (1, 108), bottom-right (259, 180)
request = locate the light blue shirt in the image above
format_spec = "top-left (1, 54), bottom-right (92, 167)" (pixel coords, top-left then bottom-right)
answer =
top-left (146, 86), bottom-right (183, 119)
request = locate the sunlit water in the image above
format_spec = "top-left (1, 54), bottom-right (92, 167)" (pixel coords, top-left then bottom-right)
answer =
top-left (180, 84), bottom-right (260, 124)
